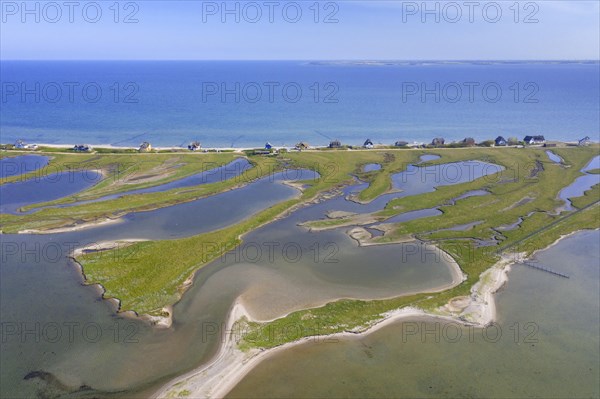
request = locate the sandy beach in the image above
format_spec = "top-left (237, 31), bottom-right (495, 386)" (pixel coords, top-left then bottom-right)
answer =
top-left (18, 216), bottom-right (123, 234)
top-left (152, 301), bottom-right (435, 399)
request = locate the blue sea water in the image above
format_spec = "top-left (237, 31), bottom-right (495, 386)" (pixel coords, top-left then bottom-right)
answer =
top-left (1, 61), bottom-right (598, 147)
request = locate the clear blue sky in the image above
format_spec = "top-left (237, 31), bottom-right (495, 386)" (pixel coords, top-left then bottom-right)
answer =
top-left (1, 1), bottom-right (598, 60)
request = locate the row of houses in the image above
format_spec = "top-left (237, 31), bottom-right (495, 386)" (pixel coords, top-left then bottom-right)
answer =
top-left (177, 136), bottom-right (592, 150)
top-left (146, 136), bottom-right (584, 151)
top-left (14, 140), bottom-right (38, 150)
top-left (11, 136), bottom-right (594, 153)
top-left (327, 135), bottom-right (592, 149)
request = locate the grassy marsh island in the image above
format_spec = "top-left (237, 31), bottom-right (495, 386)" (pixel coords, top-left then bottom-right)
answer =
top-left (241, 146), bottom-right (600, 347)
top-left (2, 145), bottom-right (599, 370)
top-left (3, 145), bottom-right (599, 316)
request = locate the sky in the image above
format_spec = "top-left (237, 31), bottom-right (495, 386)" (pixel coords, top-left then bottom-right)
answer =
top-left (1, 0), bottom-right (599, 60)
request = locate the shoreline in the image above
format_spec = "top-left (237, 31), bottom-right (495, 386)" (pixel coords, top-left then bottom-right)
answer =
top-left (69, 239), bottom-right (176, 328)
top-left (19, 216), bottom-right (122, 234)
top-left (1, 141), bottom-right (583, 156)
top-left (9, 163), bottom-right (297, 234)
top-left (151, 246), bottom-right (471, 399)
top-left (153, 229), bottom-right (595, 398)
top-left (152, 303), bottom-right (442, 399)
top-left (67, 178), bottom-right (310, 328)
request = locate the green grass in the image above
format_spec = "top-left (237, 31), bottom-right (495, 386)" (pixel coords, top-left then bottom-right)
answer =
top-left (75, 150), bottom-right (405, 315)
top-left (239, 203), bottom-right (599, 350)
top-left (355, 152), bottom-right (423, 202)
top-left (7, 146), bottom-right (599, 342)
top-left (1, 151), bottom-right (236, 189)
top-left (571, 184), bottom-right (600, 209)
top-left (1, 150), bottom-right (404, 232)
top-left (78, 198), bottom-right (299, 315)
top-left (0, 154), bottom-right (280, 233)
top-left (236, 145), bottom-right (600, 349)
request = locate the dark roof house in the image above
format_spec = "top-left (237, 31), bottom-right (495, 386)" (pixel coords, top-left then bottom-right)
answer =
top-left (265, 142), bottom-right (273, 150)
top-left (363, 139), bottom-right (374, 148)
top-left (523, 135), bottom-right (545, 145)
top-left (188, 141), bottom-right (201, 151)
top-left (395, 141), bottom-right (409, 147)
top-left (329, 140), bottom-right (342, 148)
top-left (495, 136), bottom-right (507, 146)
top-left (73, 144), bottom-right (92, 152)
top-left (295, 142), bottom-right (309, 150)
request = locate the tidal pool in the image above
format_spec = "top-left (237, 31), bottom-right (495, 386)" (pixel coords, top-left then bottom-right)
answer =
top-left (450, 189), bottom-right (489, 203)
top-left (86, 169), bottom-right (318, 240)
top-left (495, 217), bottom-right (524, 231)
top-left (379, 207), bottom-right (442, 224)
top-left (419, 154), bottom-right (441, 162)
top-left (31, 158), bottom-right (252, 210)
top-left (558, 155), bottom-right (600, 210)
top-left (318, 160), bottom-right (503, 217)
top-left (0, 155), bottom-right (50, 178)
top-left (546, 150), bottom-right (563, 164)
top-left (0, 169), bottom-right (102, 214)
top-left (363, 163), bottom-right (381, 172)
top-left (228, 229), bottom-right (600, 399)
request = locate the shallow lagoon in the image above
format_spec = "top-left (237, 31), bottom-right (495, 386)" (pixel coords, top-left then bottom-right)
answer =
top-left (363, 163), bottom-right (381, 172)
top-left (1, 212), bottom-right (455, 397)
top-left (84, 169), bottom-right (318, 240)
top-left (0, 155), bottom-right (50, 178)
top-left (0, 158), bottom-right (514, 398)
top-left (0, 169), bottom-right (102, 214)
top-left (44, 158), bottom-right (252, 210)
top-left (229, 230), bottom-right (600, 399)
top-left (558, 155), bottom-right (600, 210)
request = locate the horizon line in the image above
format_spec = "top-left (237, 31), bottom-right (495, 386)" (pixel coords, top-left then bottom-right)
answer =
top-left (2, 59), bottom-right (599, 62)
